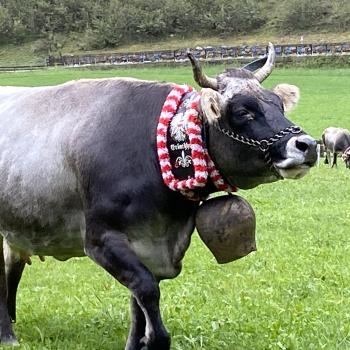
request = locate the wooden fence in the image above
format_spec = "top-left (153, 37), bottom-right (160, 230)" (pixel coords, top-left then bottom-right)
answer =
top-left (47, 42), bottom-right (350, 67)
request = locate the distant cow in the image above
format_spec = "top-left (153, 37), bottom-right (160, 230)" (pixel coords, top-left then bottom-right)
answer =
top-left (322, 127), bottom-right (350, 167)
top-left (342, 146), bottom-right (350, 168)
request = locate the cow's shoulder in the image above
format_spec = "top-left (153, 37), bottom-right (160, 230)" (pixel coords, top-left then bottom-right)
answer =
top-left (57, 76), bottom-right (173, 92)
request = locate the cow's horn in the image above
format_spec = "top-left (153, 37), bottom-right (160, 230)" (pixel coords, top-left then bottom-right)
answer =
top-left (187, 52), bottom-right (218, 90)
top-left (254, 42), bottom-right (276, 83)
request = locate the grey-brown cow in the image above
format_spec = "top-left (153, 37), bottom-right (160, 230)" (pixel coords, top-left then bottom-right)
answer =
top-left (322, 127), bottom-right (350, 168)
top-left (0, 44), bottom-right (317, 349)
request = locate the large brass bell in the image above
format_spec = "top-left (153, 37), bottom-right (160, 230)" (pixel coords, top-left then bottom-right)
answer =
top-left (195, 194), bottom-right (256, 264)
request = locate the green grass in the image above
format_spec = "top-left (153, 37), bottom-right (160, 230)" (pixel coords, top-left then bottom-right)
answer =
top-left (0, 42), bottom-right (47, 67)
top-left (1, 66), bottom-right (350, 349)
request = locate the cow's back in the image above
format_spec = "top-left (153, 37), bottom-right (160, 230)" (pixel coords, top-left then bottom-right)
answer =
top-left (322, 126), bottom-right (350, 153)
top-left (0, 78), bottom-right (175, 260)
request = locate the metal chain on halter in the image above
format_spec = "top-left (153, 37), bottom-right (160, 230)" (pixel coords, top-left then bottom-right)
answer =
top-left (214, 123), bottom-right (303, 171)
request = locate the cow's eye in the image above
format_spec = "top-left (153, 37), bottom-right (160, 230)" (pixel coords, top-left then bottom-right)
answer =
top-left (229, 110), bottom-right (254, 129)
top-left (237, 110), bottom-right (254, 120)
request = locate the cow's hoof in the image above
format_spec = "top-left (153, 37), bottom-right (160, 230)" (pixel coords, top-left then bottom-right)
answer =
top-left (0, 336), bottom-right (19, 346)
top-left (139, 333), bottom-right (170, 350)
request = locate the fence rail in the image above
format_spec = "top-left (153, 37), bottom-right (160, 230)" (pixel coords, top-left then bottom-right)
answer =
top-left (0, 64), bottom-right (46, 71)
top-left (47, 42), bottom-right (350, 67)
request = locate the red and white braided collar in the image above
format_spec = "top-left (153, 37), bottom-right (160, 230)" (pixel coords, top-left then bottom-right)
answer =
top-left (157, 84), bottom-right (236, 199)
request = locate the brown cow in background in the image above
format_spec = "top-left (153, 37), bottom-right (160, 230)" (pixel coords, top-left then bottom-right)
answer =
top-left (322, 127), bottom-right (350, 168)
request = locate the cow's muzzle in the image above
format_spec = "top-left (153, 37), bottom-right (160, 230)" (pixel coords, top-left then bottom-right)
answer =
top-left (214, 123), bottom-right (305, 179)
top-left (274, 135), bottom-right (317, 179)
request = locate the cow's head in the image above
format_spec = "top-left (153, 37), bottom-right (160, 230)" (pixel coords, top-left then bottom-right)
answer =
top-left (188, 43), bottom-right (317, 189)
top-left (342, 148), bottom-right (350, 168)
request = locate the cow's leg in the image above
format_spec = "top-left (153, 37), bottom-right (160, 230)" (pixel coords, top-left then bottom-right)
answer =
top-left (6, 261), bottom-right (25, 323)
top-left (325, 150), bottom-right (330, 164)
top-left (125, 296), bottom-right (147, 350)
top-left (0, 236), bottom-right (18, 345)
top-left (4, 242), bottom-right (26, 323)
top-left (332, 153), bottom-right (337, 168)
top-left (85, 224), bottom-right (170, 350)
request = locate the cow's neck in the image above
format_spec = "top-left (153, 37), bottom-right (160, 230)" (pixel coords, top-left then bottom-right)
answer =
top-left (157, 85), bottom-right (236, 201)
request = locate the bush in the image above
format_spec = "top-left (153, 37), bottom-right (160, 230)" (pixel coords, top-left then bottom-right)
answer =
top-left (214, 0), bottom-right (266, 34)
top-left (77, 29), bottom-right (107, 51)
top-left (0, 0), bottom-right (349, 50)
top-left (0, 6), bottom-right (13, 42)
top-left (275, 0), bottom-right (333, 33)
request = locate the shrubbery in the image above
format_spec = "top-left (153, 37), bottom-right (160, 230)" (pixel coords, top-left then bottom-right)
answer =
top-left (0, 0), bottom-right (348, 52)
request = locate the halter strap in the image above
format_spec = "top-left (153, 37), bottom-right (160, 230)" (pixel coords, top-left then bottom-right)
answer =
top-left (214, 122), bottom-right (302, 175)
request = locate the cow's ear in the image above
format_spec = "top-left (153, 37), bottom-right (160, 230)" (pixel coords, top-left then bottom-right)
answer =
top-left (273, 84), bottom-right (300, 112)
top-left (200, 88), bottom-right (225, 124)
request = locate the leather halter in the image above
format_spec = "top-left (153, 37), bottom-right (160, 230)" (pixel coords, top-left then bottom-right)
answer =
top-left (214, 122), bottom-right (303, 176)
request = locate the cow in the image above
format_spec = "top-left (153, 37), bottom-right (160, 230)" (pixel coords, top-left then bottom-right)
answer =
top-left (0, 43), bottom-right (317, 349)
top-left (342, 147), bottom-right (350, 168)
top-left (322, 127), bottom-right (350, 168)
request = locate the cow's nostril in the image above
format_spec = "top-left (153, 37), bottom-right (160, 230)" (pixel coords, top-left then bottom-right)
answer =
top-left (295, 140), bottom-right (309, 152)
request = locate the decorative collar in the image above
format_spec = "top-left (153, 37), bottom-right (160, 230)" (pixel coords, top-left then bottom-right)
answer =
top-left (157, 85), bottom-right (236, 200)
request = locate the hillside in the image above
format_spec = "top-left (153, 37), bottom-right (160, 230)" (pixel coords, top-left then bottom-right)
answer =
top-left (1, 31), bottom-right (350, 67)
top-left (0, 0), bottom-right (350, 67)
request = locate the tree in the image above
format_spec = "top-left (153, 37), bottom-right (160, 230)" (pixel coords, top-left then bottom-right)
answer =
top-left (0, 5), bottom-right (13, 42)
top-left (276, 0), bottom-right (332, 33)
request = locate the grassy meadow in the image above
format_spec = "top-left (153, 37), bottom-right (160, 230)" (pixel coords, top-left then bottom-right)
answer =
top-left (1, 65), bottom-right (350, 350)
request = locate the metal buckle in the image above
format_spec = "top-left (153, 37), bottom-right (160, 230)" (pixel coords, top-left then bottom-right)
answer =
top-left (291, 126), bottom-right (302, 134)
top-left (259, 139), bottom-right (269, 152)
